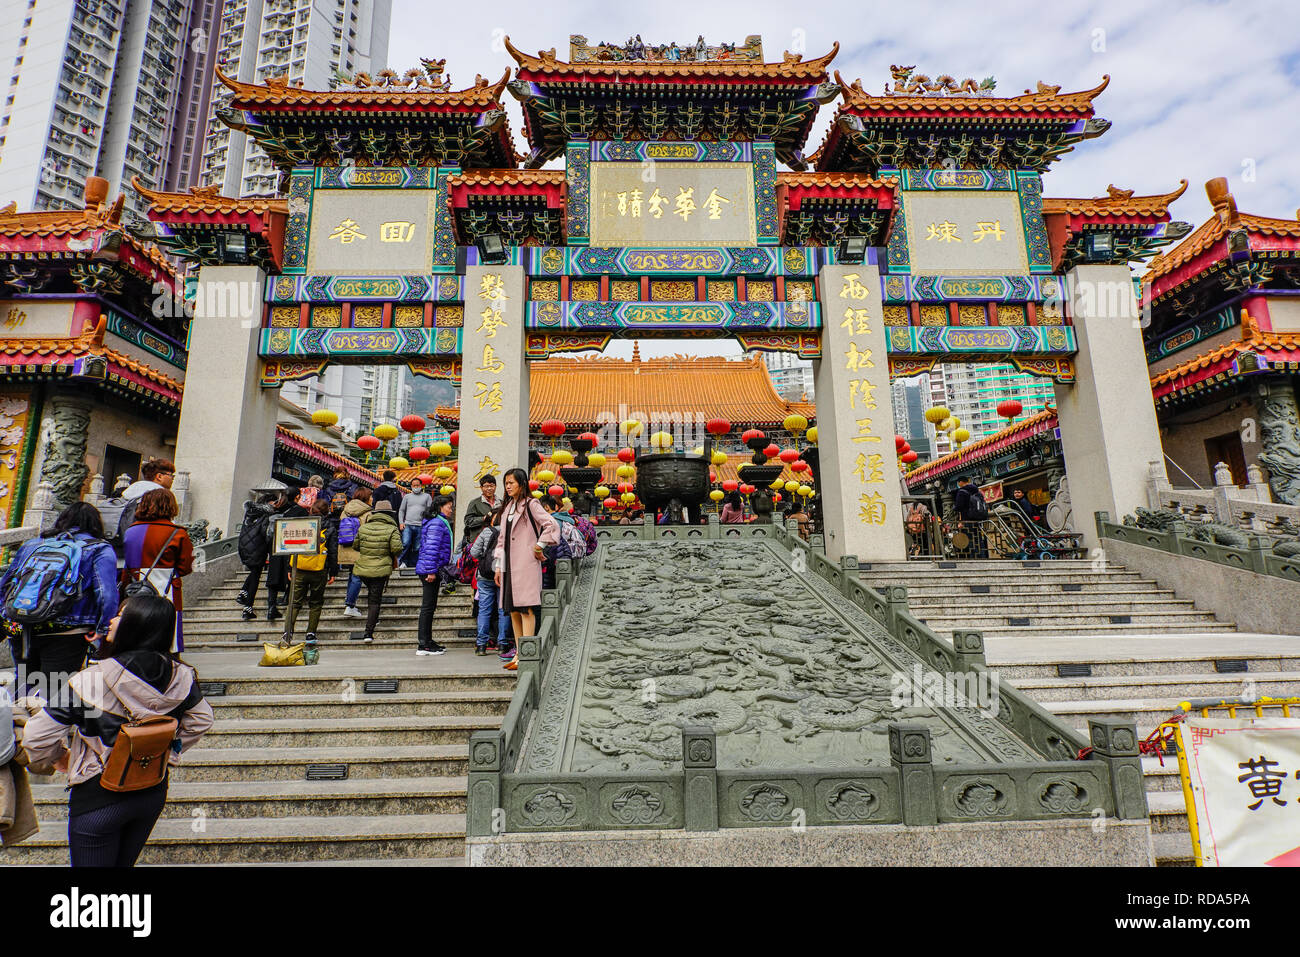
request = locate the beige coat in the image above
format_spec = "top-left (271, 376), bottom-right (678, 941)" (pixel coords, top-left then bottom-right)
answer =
top-left (493, 497), bottom-right (558, 610)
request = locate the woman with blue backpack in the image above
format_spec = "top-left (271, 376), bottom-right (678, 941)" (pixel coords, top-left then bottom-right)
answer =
top-left (338, 487), bottom-right (372, 619)
top-left (413, 495), bottom-right (454, 656)
top-left (1, 502), bottom-right (119, 703)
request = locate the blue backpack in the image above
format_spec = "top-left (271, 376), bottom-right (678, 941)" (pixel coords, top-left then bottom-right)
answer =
top-left (338, 514), bottom-right (361, 546)
top-left (2, 534), bottom-right (87, 625)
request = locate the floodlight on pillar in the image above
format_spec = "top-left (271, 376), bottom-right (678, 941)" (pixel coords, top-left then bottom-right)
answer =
top-left (217, 231), bottom-right (248, 264)
top-left (837, 236), bottom-right (868, 264)
top-left (1084, 231), bottom-right (1113, 261)
top-left (477, 233), bottom-right (508, 265)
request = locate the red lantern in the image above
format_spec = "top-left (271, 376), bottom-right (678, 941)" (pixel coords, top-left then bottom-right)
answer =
top-left (790, 460), bottom-right (808, 473)
top-left (706, 418), bottom-right (731, 437)
top-left (709, 470), bottom-right (717, 483)
top-left (449, 430), bottom-right (459, 448)
top-left (742, 428), bottom-right (765, 444)
top-left (997, 399), bottom-right (1023, 421)
top-left (548, 484), bottom-right (564, 497)
top-left (356, 435), bottom-right (381, 452)
top-left (740, 484), bottom-right (754, 495)
top-left (895, 435), bottom-right (907, 450)
top-left (773, 493), bottom-right (782, 503)
top-left (722, 479), bottom-right (738, 492)
top-left (899, 442), bottom-right (911, 455)
top-left (400, 414), bottom-right (426, 434)
top-left (617, 447), bottom-right (636, 464)
top-left (528, 479), bottom-right (540, 491)
top-left (901, 450), bottom-right (919, 464)
top-left (540, 419), bottom-right (566, 438)
top-left (762, 443), bottom-right (780, 459)
top-left (578, 431), bottom-right (599, 446)
top-left (417, 474), bottom-right (435, 486)
top-left (408, 446), bottom-right (430, 462)
top-left (778, 449), bottom-right (799, 464)
top-left (618, 482), bottom-right (633, 494)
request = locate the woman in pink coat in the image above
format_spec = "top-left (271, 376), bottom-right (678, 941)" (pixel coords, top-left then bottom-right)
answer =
top-left (493, 467), bottom-right (559, 672)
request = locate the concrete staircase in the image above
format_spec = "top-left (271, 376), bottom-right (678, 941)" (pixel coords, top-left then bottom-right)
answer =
top-left (860, 559), bottom-right (1299, 867)
top-left (9, 573), bottom-right (514, 865)
top-left (860, 559), bottom-right (1234, 637)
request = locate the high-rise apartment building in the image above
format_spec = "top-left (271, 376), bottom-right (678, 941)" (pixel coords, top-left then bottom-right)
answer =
top-left (0, 0), bottom-right (223, 225)
top-left (200, 0), bottom-right (391, 197)
top-left (750, 349), bottom-right (815, 403)
top-left (280, 364), bottom-right (409, 438)
top-left (920, 362), bottom-right (1057, 457)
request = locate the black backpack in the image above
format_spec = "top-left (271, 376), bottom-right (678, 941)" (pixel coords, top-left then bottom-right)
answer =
top-left (237, 504), bottom-right (273, 566)
top-left (967, 488), bottom-right (988, 520)
top-left (112, 497), bottom-right (140, 552)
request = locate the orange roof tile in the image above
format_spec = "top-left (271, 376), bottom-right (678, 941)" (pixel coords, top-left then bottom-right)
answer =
top-left (439, 353), bottom-right (817, 428)
top-left (275, 424), bottom-right (381, 484)
top-left (1143, 178), bottom-right (1300, 284)
top-left (905, 408), bottom-right (1056, 481)
top-left (776, 171), bottom-right (897, 190)
top-left (215, 67), bottom-right (510, 108)
top-left (506, 36), bottom-right (837, 81)
top-left (131, 178), bottom-right (288, 217)
top-left (1041, 180), bottom-right (1187, 219)
top-left (837, 72), bottom-right (1108, 115)
top-left (445, 169), bottom-right (565, 189)
top-left (0, 316), bottom-right (183, 394)
top-left (1149, 310), bottom-right (1300, 389)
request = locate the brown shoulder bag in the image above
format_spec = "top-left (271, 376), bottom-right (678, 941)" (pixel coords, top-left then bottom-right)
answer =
top-left (100, 675), bottom-right (179, 792)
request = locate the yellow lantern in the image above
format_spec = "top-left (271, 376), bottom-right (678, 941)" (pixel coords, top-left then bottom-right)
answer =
top-left (806, 426), bottom-right (818, 444)
top-left (587, 452), bottom-right (606, 467)
top-left (783, 413), bottom-right (808, 434)
top-left (311, 409), bottom-right (339, 427)
top-left (594, 485), bottom-right (610, 499)
top-left (949, 417), bottom-right (961, 430)
top-left (690, 446), bottom-right (705, 456)
top-left (709, 489), bottom-right (725, 502)
top-left (620, 419), bottom-right (643, 437)
top-left (374, 423), bottom-right (399, 441)
top-left (649, 431), bottom-right (674, 451)
top-left (440, 485), bottom-right (455, 496)
top-left (953, 428), bottom-right (971, 443)
top-left (711, 450), bottom-right (728, 466)
top-left (532, 489), bottom-right (544, 498)
top-left (434, 465), bottom-right (453, 480)
top-left (562, 497), bottom-right (572, 508)
top-left (616, 464), bottom-right (635, 480)
top-left (536, 469), bottom-right (556, 483)
top-left (784, 480), bottom-right (799, 493)
top-left (551, 449), bottom-right (574, 466)
top-left (429, 441), bottom-right (452, 458)
top-left (620, 492), bottom-right (636, 504)
top-left (939, 417), bottom-right (956, 433)
top-left (389, 457), bottom-right (409, 470)
top-left (798, 484), bottom-right (812, 498)
top-left (770, 477), bottom-right (784, 489)
top-left (924, 406), bottom-right (950, 425)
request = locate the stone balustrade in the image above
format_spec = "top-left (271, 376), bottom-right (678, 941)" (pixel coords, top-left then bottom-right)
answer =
top-left (1147, 460), bottom-right (1300, 535)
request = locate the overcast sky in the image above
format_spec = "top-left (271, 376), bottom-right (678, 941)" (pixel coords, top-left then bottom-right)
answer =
top-left (389, 0), bottom-right (1300, 357)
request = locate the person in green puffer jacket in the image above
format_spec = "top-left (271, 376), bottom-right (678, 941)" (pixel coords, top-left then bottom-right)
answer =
top-left (352, 499), bottom-right (403, 643)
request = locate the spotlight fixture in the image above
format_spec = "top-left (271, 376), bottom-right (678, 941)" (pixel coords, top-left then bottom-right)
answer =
top-left (837, 236), bottom-right (868, 264)
top-left (476, 233), bottom-right (508, 265)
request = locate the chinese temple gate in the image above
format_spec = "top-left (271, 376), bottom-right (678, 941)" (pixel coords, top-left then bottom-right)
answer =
top-left (137, 36), bottom-right (1193, 557)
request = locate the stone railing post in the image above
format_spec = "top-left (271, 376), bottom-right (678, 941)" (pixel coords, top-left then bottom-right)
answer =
top-left (951, 630), bottom-right (986, 672)
top-left (1246, 463), bottom-right (1272, 503)
top-left (682, 726), bottom-right (718, 831)
top-left (1146, 460), bottom-right (1171, 509)
top-left (26, 480), bottom-right (60, 532)
top-left (890, 723), bottom-right (937, 825)
top-left (884, 584), bottom-right (909, 630)
top-left (466, 730), bottom-right (505, 837)
top-left (1087, 718), bottom-right (1148, 820)
top-left (172, 469), bottom-right (194, 523)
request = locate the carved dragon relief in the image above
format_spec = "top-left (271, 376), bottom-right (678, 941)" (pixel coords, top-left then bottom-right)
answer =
top-left (887, 65), bottom-right (996, 95)
top-left (39, 398), bottom-right (92, 508)
top-left (1259, 385), bottom-right (1300, 505)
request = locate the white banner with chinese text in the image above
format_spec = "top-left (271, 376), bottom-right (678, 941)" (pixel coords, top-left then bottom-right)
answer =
top-left (1176, 715), bottom-right (1300, 867)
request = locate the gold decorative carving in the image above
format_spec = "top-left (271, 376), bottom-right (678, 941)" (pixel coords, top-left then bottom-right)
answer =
top-left (997, 304), bottom-right (1027, 326)
top-left (919, 304), bottom-right (948, 326)
top-left (530, 280), bottom-right (560, 301)
top-left (651, 280), bottom-right (695, 301)
top-left (611, 280), bottom-right (640, 301)
top-left (747, 281), bottom-right (775, 302)
top-left (270, 305), bottom-right (299, 328)
top-left (571, 280), bottom-right (599, 301)
top-left (882, 306), bottom-right (909, 327)
top-left (310, 305), bottom-right (342, 328)
top-left (394, 305), bottom-right (424, 328)
top-left (958, 304), bottom-right (987, 326)
top-left (707, 280), bottom-right (736, 302)
top-left (785, 280), bottom-right (814, 302)
top-left (435, 305), bottom-right (464, 327)
top-left (352, 305), bottom-right (383, 328)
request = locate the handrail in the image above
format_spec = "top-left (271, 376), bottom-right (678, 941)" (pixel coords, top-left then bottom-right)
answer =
top-left (1164, 453), bottom-right (1204, 490)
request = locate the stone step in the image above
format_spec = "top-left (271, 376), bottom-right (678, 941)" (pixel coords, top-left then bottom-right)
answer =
top-left (4, 813), bottom-right (467, 865)
top-left (1143, 756), bottom-right (1183, 792)
top-left (861, 569), bottom-right (1148, 583)
top-left (204, 582), bottom-right (473, 600)
top-left (1008, 671), bottom-right (1295, 702)
top-left (989, 642), bottom-right (1300, 679)
top-left (1045, 697), bottom-right (1203, 732)
top-left (166, 744), bottom-right (473, 781)
top-left (30, 776), bottom-right (470, 821)
top-left (869, 560), bottom-right (1102, 570)
top-left (206, 689), bottom-right (513, 719)
top-left (1147, 790), bottom-right (1191, 835)
top-left (947, 621), bottom-right (1237, 637)
top-left (198, 715), bottom-right (500, 749)
top-left (184, 606), bottom-right (474, 624)
top-left (905, 596), bottom-right (1200, 613)
top-left (184, 632), bottom-right (481, 649)
top-left (1153, 831), bottom-right (1195, 866)
top-left (191, 672), bottom-right (515, 696)
top-left (888, 582), bottom-right (1176, 598)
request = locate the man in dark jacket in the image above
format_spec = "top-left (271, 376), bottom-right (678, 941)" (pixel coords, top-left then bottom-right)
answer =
top-left (952, 476), bottom-right (988, 557)
top-left (370, 470), bottom-right (404, 513)
top-left (324, 467), bottom-right (354, 508)
top-left (236, 491), bottom-right (285, 621)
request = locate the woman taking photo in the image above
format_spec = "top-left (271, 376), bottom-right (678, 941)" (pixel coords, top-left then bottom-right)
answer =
top-left (493, 468), bottom-right (558, 672)
top-left (1, 502), bottom-right (118, 700)
top-left (20, 594), bottom-right (214, 866)
top-left (122, 489), bottom-right (194, 653)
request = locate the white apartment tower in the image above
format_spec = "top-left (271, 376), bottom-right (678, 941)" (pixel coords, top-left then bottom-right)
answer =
top-left (750, 349), bottom-right (815, 403)
top-left (200, 0), bottom-right (391, 197)
top-left (922, 362), bottom-right (1057, 456)
top-left (0, 0), bottom-right (219, 224)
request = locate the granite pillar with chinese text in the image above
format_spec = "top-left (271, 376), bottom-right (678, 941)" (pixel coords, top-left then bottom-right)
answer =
top-left (812, 263), bottom-right (906, 562)
top-left (454, 264), bottom-right (529, 543)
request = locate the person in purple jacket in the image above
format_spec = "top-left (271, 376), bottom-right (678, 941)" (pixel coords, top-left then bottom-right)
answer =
top-left (414, 495), bottom-right (454, 656)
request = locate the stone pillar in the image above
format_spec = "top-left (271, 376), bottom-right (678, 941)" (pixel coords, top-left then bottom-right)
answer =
top-left (173, 265), bottom-right (277, 535)
top-left (682, 726), bottom-right (719, 831)
top-left (37, 395), bottom-right (92, 508)
top-left (454, 264), bottom-right (529, 543)
top-left (1087, 718), bottom-right (1148, 821)
top-left (1257, 375), bottom-right (1300, 505)
top-left (889, 723), bottom-right (937, 825)
top-left (1053, 265), bottom-right (1167, 548)
top-left (813, 263), bottom-right (906, 562)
